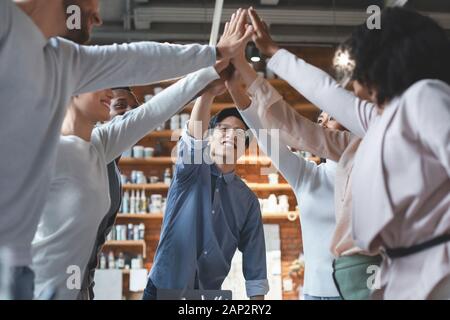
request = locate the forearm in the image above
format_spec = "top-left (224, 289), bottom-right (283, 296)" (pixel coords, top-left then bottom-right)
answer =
top-left (73, 42), bottom-right (216, 95)
top-left (188, 94), bottom-right (215, 140)
top-left (246, 77), bottom-right (351, 161)
top-left (97, 67), bottom-right (219, 163)
top-left (227, 81), bottom-right (252, 110)
top-left (268, 49), bottom-right (377, 138)
top-left (232, 59), bottom-right (258, 89)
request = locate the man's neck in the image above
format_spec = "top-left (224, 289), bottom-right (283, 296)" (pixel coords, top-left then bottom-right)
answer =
top-left (61, 106), bottom-right (95, 142)
top-left (14, 0), bottom-right (65, 39)
top-left (214, 160), bottom-right (236, 175)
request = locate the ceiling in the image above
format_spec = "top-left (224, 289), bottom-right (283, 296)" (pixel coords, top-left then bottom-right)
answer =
top-left (91, 0), bottom-right (450, 46)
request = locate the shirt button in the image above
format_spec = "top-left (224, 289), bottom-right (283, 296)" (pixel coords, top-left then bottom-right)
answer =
top-left (212, 210), bottom-right (215, 214)
top-left (204, 251), bottom-right (208, 255)
top-left (215, 188), bottom-right (219, 193)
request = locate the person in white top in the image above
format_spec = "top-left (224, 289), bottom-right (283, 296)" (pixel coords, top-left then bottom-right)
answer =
top-left (223, 30), bottom-right (346, 299)
top-left (246, 7), bottom-right (450, 299)
top-left (0, 0), bottom-right (251, 299)
top-left (31, 61), bottom-right (229, 300)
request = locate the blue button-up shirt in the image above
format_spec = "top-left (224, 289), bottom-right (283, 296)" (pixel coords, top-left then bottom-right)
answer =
top-left (149, 129), bottom-right (269, 297)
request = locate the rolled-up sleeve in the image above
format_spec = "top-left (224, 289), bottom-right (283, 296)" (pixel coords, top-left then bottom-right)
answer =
top-left (238, 198), bottom-right (269, 297)
top-left (175, 124), bottom-right (210, 178)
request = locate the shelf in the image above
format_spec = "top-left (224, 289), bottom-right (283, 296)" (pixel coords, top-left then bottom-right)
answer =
top-left (115, 212), bottom-right (299, 222)
top-left (104, 240), bottom-right (146, 246)
top-left (116, 213), bottom-right (164, 219)
top-left (119, 156), bottom-right (273, 166)
top-left (147, 129), bottom-right (182, 138)
top-left (104, 240), bottom-right (147, 258)
top-left (119, 157), bottom-right (175, 165)
top-left (122, 183), bottom-right (293, 192)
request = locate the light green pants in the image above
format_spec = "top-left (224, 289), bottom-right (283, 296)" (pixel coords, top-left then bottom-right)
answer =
top-left (332, 254), bottom-right (382, 300)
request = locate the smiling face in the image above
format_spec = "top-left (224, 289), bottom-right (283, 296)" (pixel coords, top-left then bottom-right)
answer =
top-left (209, 116), bottom-right (248, 164)
top-left (72, 89), bottom-right (113, 123)
top-left (317, 112), bottom-right (345, 131)
top-left (109, 89), bottom-right (139, 118)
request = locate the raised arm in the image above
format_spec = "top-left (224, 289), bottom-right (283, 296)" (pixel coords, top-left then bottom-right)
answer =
top-left (95, 64), bottom-right (226, 164)
top-left (248, 8), bottom-right (377, 138)
top-left (225, 66), bottom-right (316, 191)
top-left (70, 41), bottom-right (216, 95)
top-left (229, 46), bottom-right (352, 163)
top-left (71, 8), bottom-right (253, 96)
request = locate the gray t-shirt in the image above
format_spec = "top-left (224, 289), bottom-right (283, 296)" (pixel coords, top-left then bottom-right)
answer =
top-left (0, 0), bottom-right (216, 267)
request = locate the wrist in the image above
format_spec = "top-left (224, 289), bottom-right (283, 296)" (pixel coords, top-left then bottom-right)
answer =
top-left (266, 45), bottom-right (280, 58)
top-left (201, 91), bottom-right (216, 100)
top-left (231, 57), bottom-right (248, 68)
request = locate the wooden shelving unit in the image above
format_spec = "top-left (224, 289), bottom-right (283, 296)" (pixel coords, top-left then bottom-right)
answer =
top-left (115, 211), bottom-right (299, 222)
top-left (102, 69), bottom-right (323, 300)
top-left (119, 156), bottom-right (273, 166)
top-left (122, 182), bottom-right (294, 192)
top-left (104, 240), bottom-right (147, 258)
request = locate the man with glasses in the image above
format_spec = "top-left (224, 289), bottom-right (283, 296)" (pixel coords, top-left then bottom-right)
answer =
top-left (143, 80), bottom-right (269, 300)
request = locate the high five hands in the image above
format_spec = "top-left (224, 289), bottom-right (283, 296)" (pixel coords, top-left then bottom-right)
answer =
top-left (248, 7), bottom-right (280, 58)
top-left (216, 7), bottom-right (280, 64)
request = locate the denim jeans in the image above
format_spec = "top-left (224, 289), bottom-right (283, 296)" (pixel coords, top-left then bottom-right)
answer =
top-left (142, 278), bottom-right (157, 300)
top-left (11, 266), bottom-right (35, 300)
top-left (304, 294), bottom-right (342, 300)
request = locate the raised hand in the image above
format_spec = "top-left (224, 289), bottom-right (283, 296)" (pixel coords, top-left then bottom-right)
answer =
top-left (217, 8), bottom-right (254, 60)
top-left (248, 8), bottom-right (279, 58)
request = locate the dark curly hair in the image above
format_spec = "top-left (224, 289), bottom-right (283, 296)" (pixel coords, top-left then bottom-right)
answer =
top-left (347, 7), bottom-right (450, 105)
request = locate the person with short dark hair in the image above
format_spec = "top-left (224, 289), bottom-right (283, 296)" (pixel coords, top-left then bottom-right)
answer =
top-left (109, 87), bottom-right (140, 118)
top-left (143, 78), bottom-right (269, 300)
top-left (246, 8), bottom-right (382, 300)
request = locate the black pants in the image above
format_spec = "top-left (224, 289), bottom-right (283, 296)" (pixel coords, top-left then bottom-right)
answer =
top-left (142, 278), bottom-right (157, 300)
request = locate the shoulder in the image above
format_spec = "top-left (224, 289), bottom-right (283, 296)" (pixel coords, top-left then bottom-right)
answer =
top-left (398, 79), bottom-right (450, 121)
top-left (402, 79), bottom-right (450, 105)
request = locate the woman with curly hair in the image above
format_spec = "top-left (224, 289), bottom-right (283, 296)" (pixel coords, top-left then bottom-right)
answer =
top-left (247, 7), bottom-right (450, 299)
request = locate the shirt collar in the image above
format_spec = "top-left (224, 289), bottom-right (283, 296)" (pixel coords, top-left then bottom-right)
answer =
top-left (211, 164), bottom-right (236, 184)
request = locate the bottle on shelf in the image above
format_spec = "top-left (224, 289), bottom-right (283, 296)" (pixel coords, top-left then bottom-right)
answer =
top-left (127, 224), bottom-right (134, 240)
top-left (164, 168), bottom-right (172, 186)
top-left (133, 225), bottom-right (140, 241)
top-left (130, 190), bottom-right (136, 214)
top-left (122, 191), bottom-right (129, 214)
top-left (140, 189), bottom-right (147, 213)
top-left (138, 223), bottom-right (145, 240)
top-left (99, 253), bottom-right (107, 269)
top-left (117, 252), bottom-right (125, 269)
top-left (108, 251), bottom-right (115, 269)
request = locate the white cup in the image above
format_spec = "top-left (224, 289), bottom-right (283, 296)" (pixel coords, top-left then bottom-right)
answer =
top-left (133, 146), bottom-right (144, 159)
top-left (144, 147), bottom-right (154, 158)
top-left (151, 194), bottom-right (162, 205)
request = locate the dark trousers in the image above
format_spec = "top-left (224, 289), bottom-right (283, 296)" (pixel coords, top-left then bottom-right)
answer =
top-left (142, 278), bottom-right (157, 300)
top-left (11, 266), bottom-right (35, 300)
